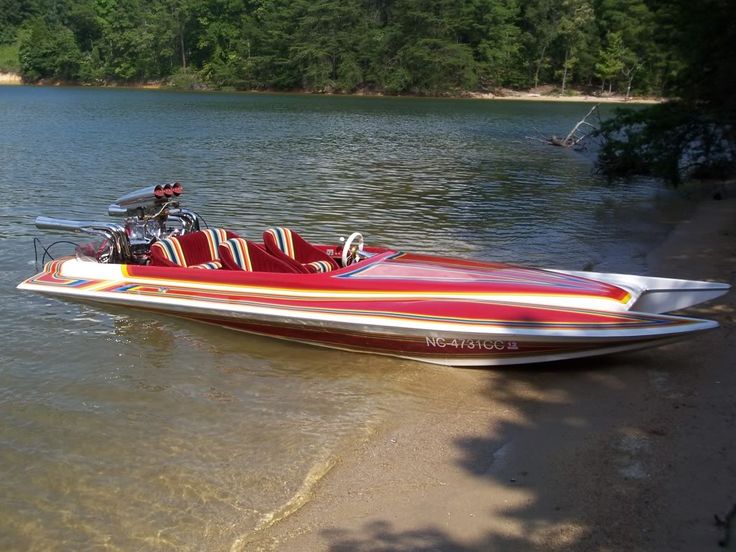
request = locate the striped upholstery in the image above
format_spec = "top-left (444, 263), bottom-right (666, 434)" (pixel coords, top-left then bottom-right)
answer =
top-left (202, 228), bottom-right (229, 260)
top-left (190, 261), bottom-right (222, 270)
top-left (265, 227), bottom-right (297, 259)
top-left (218, 238), bottom-right (299, 273)
top-left (151, 236), bottom-right (187, 266)
top-left (221, 238), bottom-right (255, 271)
top-left (149, 228), bottom-right (234, 268)
top-left (305, 260), bottom-right (333, 273)
top-left (263, 227), bottom-right (339, 274)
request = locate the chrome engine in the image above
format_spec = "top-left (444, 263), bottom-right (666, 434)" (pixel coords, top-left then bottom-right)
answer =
top-left (35, 183), bottom-right (202, 264)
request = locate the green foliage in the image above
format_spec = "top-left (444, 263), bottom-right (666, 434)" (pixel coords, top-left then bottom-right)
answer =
top-left (597, 103), bottom-right (736, 183)
top-left (595, 0), bottom-right (736, 183)
top-left (399, 39), bottom-right (477, 93)
top-left (0, 41), bottom-right (21, 72)
top-left (474, 0), bottom-right (525, 88)
top-left (595, 32), bottom-right (626, 91)
top-left (168, 67), bottom-right (205, 89)
top-left (19, 18), bottom-right (82, 81)
top-left (0, 0), bottom-right (722, 101)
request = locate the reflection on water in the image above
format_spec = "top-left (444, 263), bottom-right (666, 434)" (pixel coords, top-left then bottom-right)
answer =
top-left (0, 87), bottom-right (688, 549)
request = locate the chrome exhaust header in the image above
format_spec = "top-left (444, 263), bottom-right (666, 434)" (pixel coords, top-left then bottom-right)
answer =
top-left (34, 182), bottom-right (199, 264)
top-left (35, 216), bottom-right (132, 263)
top-left (36, 216), bottom-right (115, 233)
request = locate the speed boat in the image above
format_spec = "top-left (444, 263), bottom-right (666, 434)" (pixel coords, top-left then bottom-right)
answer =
top-left (18, 184), bottom-right (729, 366)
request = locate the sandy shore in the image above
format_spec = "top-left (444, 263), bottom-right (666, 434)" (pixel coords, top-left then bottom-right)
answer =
top-left (1, 77), bottom-right (659, 103)
top-left (0, 72), bottom-right (22, 85)
top-left (464, 91), bottom-right (661, 104)
top-left (250, 197), bottom-right (735, 551)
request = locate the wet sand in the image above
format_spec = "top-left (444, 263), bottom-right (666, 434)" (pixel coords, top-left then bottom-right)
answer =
top-left (252, 197), bottom-right (735, 552)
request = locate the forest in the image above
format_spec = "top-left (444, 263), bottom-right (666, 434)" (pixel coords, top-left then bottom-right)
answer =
top-left (0, 0), bottom-right (699, 97)
top-left (1, 0), bottom-right (734, 182)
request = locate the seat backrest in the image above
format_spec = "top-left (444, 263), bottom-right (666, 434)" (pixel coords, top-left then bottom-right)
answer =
top-left (150, 228), bottom-right (235, 267)
top-left (219, 238), bottom-right (298, 273)
top-left (263, 227), bottom-right (339, 273)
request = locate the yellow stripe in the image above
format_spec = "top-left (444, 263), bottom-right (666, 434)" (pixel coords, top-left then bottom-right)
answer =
top-left (240, 240), bottom-right (253, 271)
top-left (112, 272), bottom-right (632, 304)
top-left (284, 228), bottom-right (295, 258)
top-left (172, 238), bottom-right (186, 266)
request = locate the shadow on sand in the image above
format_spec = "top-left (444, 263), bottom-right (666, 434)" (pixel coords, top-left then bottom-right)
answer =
top-left (319, 320), bottom-right (736, 552)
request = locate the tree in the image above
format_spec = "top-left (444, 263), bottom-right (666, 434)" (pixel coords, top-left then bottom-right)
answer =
top-left (289, 0), bottom-right (368, 91)
top-left (596, 0), bottom-right (736, 182)
top-left (521, 0), bottom-right (560, 88)
top-left (556, 0), bottom-right (594, 94)
top-left (474, 0), bottom-right (524, 88)
top-left (18, 17), bottom-right (82, 81)
top-left (398, 38), bottom-right (477, 93)
top-left (0, 0), bottom-right (724, 103)
top-left (595, 0), bottom-right (654, 95)
top-left (594, 31), bottom-right (625, 93)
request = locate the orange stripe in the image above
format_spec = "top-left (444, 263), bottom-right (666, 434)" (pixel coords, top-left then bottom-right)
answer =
top-left (171, 238), bottom-right (186, 266)
top-left (239, 240), bottom-right (253, 271)
top-left (284, 228), bottom-right (295, 258)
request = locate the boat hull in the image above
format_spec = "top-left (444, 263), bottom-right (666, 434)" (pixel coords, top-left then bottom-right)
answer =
top-left (18, 258), bottom-right (719, 366)
top-left (161, 313), bottom-right (700, 366)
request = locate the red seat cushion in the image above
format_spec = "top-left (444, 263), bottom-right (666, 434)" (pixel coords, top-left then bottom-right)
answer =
top-left (262, 227), bottom-right (339, 273)
top-left (149, 228), bottom-right (237, 267)
top-left (219, 238), bottom-right (299, 273)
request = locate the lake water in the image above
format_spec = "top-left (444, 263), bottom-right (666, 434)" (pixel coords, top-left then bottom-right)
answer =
top-left (0, 86), bottom-right (688, 550)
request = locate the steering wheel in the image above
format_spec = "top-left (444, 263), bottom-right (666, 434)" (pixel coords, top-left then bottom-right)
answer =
top-left (341, 232), bottom-right (364, 267)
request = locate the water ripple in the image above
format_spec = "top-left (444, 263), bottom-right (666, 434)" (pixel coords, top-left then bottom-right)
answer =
top-left (0, 87), bottom-right (689, 549)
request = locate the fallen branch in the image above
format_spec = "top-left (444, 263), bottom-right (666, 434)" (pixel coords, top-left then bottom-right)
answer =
top-left (546, 104), bottom-right (601, 148)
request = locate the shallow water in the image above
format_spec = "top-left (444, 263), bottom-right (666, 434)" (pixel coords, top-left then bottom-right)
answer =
top-left (0, 86), bottom-right (688, 549)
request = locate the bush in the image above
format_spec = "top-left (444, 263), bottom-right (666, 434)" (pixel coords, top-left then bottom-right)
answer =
top-left (19, 19), bottom-right (82, 82)
top-left (595, 102), bottom-right (736, 184)
top-left (167, 68), bottom-right (207, 90)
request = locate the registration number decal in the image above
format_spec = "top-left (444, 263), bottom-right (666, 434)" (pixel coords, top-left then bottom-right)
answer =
top-left (425, 337), bottom-right (519, 351)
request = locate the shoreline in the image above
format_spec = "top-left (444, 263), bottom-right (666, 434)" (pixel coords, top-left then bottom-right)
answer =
top-left (0, 74), bottom-right (661, 104)
top-left (253, 197), bottom-right (735, 551)
top-left (0, 72), bottom-right (22, 85)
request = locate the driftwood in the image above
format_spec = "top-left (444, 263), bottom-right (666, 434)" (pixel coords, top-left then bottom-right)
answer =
top-left (528, 104), bottom-right (601, 149)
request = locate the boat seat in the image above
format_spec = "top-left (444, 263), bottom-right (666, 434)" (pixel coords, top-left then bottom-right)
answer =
top-left (263, 227), bottom-right (339, 274)
top-left (149, 228), bottom-right (237, 268)
top-left (219, 238), bottom-right (299, 273)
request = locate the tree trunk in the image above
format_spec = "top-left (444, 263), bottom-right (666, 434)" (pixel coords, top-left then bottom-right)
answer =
top-left (534, 43), bottom-right (548, 89)
top-left (561, 48), bottom-right (569, 95)
top-left (180, 23), bottom-right (186, 69)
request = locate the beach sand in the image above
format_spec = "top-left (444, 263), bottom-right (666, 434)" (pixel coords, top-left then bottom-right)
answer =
top-left (0, 72), bottom-right (22, 85)
top-left (466, 91), bottom-right (661, 104)
top-left (251, 198), bottom-right (735, 552)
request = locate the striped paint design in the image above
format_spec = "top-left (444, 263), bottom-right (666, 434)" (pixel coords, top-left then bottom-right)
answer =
top-left (22, 259), bottom-right (92, 288)
top-left (109, 282), bottom-right (687, 331)
top-left (186, 315), bottom-right (681, 364)
top-left (17, 257), bottom-right (718, 367)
